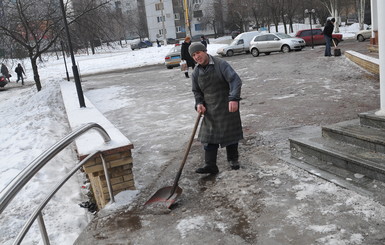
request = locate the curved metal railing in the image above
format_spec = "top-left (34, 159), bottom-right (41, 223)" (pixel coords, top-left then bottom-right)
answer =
top-left (0, 123), bottom-right (113, 245)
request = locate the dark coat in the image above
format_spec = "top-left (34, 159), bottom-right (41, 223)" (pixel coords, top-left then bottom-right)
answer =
top-left (15, 66), bottom-right (25, 75)
top-left (192, 55), bottom-right (243, 146)
top-left (323, 20), bottom-right (334, 38)
top-left (1, 64), bottom-right (9, 76)
top-left (201, 39), bottom-right (207, 48)
top-left (181, 41), bottom-right (195, 67)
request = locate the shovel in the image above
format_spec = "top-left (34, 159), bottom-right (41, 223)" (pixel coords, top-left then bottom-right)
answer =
top-left (144, 112), bottom-right (202, 208)
top-left (332, 39), bottom-right (341, 57)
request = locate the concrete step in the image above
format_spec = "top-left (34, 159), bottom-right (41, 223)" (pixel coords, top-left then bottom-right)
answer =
top-left (322, 119), bottom-right (385, 154)
top-left (290, 134), bottom-right (385, 182)
top-left (359, 111), bottom-right (385, 129)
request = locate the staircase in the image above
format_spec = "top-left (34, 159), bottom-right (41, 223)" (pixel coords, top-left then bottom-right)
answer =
top-left (289, 111), bottom-right (385, 203)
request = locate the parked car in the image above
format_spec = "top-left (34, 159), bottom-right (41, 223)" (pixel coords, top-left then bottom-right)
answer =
top-left (143, 40), bottom-right (153, 46)
top-left (0, 75), bottom-right (8, 87)
top-left (164, 45), bottom-right (181, 69)
top-left (131, 41), bottom-right (148, 50)
top-left (231, 30), bottom-right (241, 39)
top-left (356, 27), bottom-right (372, 42)
top-left (249, 32), bottom-right (305, 57)
top-left (217, 31), bottom-right (261, 57)
top-left (191, 34), bottom-right (210, 44)
top-left (165, 38), bottom-right (179, 45)
top-left (295, 28), bottom-right (343, 46)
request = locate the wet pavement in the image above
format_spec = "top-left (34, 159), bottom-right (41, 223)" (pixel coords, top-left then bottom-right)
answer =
top-left (74, 39), bottom-right (385, 244)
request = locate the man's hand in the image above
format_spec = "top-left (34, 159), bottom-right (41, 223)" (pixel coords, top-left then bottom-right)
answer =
top-left (229, 101), bottom-right (239, 112)
top-left (197, 104), bottom-right (206, 114)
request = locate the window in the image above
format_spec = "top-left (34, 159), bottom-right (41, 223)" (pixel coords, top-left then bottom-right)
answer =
top-left (237, 39), bottom-right (244, 45)
top-left (159, 29), bottom-right (167, 35)
top-left (176, 26), bottom-right (182, 33)
top-left (174, 13), bottom-right (180, 20)
top-left (155, 3), bottom-right (163, 10)
top-left (300, 30), bottom-right (311, 37)
top-left (266, 34), bottom-right (276, 41)
top-left (195, 24), bottom-right (202, 31)
top-left (193, 10), bottom-right (203, 18)
top-left (192, 0), bottom-right (202, 4)
top-left (313, 29), bottom-right (322, 35)
top-left (157, 16), bottom-right (165, 22)
top-left (255, 35), bottom-right (267, 42)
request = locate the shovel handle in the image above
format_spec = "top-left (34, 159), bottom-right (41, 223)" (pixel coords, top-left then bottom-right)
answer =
top-left (332, 39), bottom-right (337, 48)
top-left (170, 112), bottom-right (202, 193)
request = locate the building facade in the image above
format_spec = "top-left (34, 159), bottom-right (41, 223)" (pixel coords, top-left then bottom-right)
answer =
top-left (144, 0), bottom-right (221, 42)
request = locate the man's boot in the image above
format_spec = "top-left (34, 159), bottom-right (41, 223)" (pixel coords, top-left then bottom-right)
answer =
top-left (196, 148), bottom-right (219, 174)
top-left (185, 72), bottom-right (189, 78)
top-left (226, 143), bottom-right (240, 170)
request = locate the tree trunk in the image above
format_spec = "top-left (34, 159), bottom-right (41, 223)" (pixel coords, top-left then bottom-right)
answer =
top-left (30, 55), bottom-right (42, 92)
top-left (282, 14), bottom-right (288, 34)
top-left (90, 40), bottom-right (95, 55)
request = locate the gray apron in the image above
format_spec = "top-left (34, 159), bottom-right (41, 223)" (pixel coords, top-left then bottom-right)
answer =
top-left (197, 65), bottom-right (243, 146)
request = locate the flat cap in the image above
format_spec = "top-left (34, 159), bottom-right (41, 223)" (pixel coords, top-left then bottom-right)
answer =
top-left (188, 42), bottom-right (207, 56)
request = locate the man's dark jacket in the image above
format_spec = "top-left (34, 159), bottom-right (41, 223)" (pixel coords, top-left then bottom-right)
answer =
top-left (323, 20), bottom-right (334, 38)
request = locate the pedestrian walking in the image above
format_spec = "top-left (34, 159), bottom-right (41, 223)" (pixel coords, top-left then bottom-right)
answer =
top-left (323, 18), bottom-right (335, 57)
top-left (189, 42), bottom-right (243, 174)
top-left (181, 36), bottom-right (195, 78)
top-left (15, 63), bottom-right (26, 85)
top-left (200, 35), bottom-right (208, 48)
top-left (156, 39), bottom-right (161, 47)
top-left (1, 63), bottom-right (10, 82)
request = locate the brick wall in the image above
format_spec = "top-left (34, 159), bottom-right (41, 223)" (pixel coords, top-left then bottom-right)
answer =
top-left (81, 145), bottom-right (135, 209)
top-left (345, 51), bottom-right (379, 76)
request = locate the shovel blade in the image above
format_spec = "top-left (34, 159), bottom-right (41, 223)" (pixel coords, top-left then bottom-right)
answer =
top-left (144, 186), bottom-right (183, 208)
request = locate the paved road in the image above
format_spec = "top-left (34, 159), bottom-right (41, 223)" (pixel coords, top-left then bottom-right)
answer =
top-left (75, 39), bottom-right (385, 244)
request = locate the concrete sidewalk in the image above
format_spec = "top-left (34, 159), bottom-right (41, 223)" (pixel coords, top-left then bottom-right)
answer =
top-left (75, 39), bottom-right (385, 245)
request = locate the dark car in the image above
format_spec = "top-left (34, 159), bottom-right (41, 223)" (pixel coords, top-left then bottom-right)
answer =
top-left (143, 40), bottom-right (153, 47)
top-left (231, 30), bottom-right (241, 39)
top-left (131, 41), bottom-right (149, 50)
top-left (191, 34), bottom-right (210, 44)
top-left (295, 28), bottom-right (343, 46)
top-left (166, 38), bottom-right (179, 44)
top-left (0, 75), bottom-right (8, 87)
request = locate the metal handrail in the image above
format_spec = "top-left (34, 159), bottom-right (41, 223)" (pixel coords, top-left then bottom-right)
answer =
top-left (0, 123), bottom-right (113, 244)
top-left (14, 151), bottom-right (101, 244)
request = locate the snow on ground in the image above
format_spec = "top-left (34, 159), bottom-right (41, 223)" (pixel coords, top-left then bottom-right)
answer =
top-left (0, 36), bottom-right (228, 245)
top-left (0, 23), bottom-right (365, 244)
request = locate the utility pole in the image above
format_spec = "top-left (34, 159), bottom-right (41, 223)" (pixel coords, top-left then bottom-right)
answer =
top-left (183, 0), bottom-right (191, 37)
top-left (59, 0), bottom-right (86, 108)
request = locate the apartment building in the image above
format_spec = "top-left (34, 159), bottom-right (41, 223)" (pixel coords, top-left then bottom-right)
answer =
top-left (145, 0), bottom-right (219, 42)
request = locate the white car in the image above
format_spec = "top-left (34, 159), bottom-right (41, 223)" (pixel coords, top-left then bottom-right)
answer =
top-left (217, 31), bottom-right (261, 57)
top-left (355, 28), bottom-right (372, 42)
top-left (249, 33), bottom-right (305, 57)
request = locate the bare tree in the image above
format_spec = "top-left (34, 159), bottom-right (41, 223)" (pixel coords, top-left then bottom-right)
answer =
top-left (72, 1), bottom-right (117, 54)
top-left (226, 0), bottom-right (252, 32)
top-left (199, 0), bottom-right (225, 37)
top-left (318, 0), bottom-right (341, 32)
top-left (265, 0), bottom-right (284, 32)
top-left (250, 0), bottom-right (270, 30)
top-left (126, 9), bottom-right (148, 40)
top-left (0, 0), bottom-right (109, 92)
